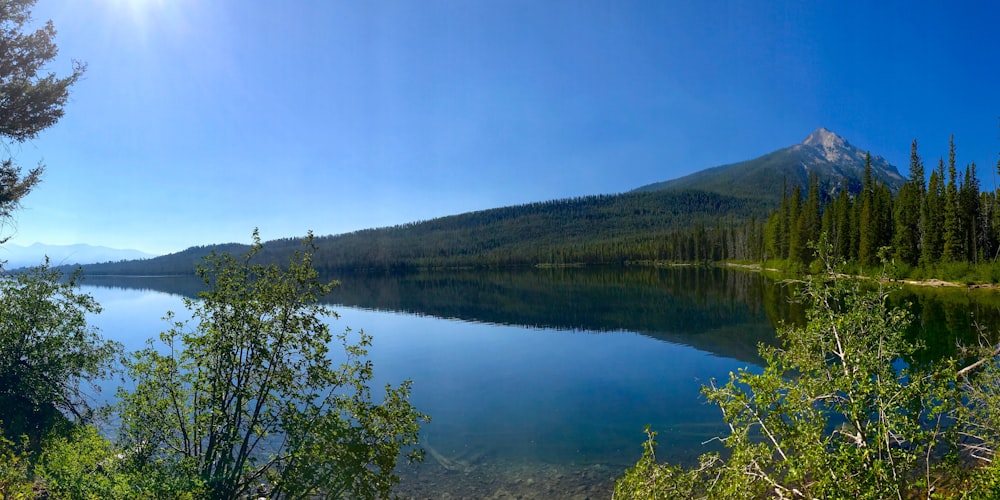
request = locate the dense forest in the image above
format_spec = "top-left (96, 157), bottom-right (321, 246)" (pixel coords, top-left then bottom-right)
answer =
top-left (756, 137), bottom-right (1000, 279)
top-left (73, 189), bottom-right (772, 274)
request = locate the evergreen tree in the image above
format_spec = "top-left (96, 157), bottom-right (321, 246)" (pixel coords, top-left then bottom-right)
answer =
top-left (0, 0), bottom-right (85, 241)
top-left (786, 185), bottom-right (804, 265)
top-left (892, 140), bottom-right (925, 266)
top-left (832, 185), bottom-right (853, 262)
top-left (777, 180), bottom-right (791, 259)
top-left (921, 159), bottom-right (946, 265)
top-left (764, 211), bottom-right (780, 261)
top-left (875, 183), bottom-right (894, 253)
top-left (820, 198), bottom-right (834, 255)
top-left (943, 137), bottom-right (964, 261)
top-left (795, 174), bottom-right (822, 264)
top-left (960, 162), bottom-right (981, 262)
top-left (993, 158), bottom-right (1000, 262)
top-left (980, 191), bottom-right (998, 263)
top-left (858, 153), bottom-right (878, 267)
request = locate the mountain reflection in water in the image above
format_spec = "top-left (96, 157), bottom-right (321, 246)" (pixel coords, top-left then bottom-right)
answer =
top-left (79, 267), bottom-right (1000, 498)
top-left (85, 266), bottom-right (801, 363)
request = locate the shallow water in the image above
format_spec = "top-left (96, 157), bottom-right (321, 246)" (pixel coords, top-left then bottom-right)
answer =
top-left (79, 267), bottom-right (997, 497)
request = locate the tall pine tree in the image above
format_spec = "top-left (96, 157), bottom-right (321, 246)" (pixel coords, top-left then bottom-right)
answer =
top-left (960, 162), bottom-right (980, 262)
top-left (921, 158), bottom-right (946, 265)
top-left (858, 153), bottom-right (879, 267)
top-left (794, 174), bottom-right (821, 264)
top-left (832, 183), bottom-right (853, 261)
top-left (942, 136), bottom-right (964, 262)
top-left (893, 140), bottom-right (925, 266)
top-left (786, 185), bottom-right (804, 265)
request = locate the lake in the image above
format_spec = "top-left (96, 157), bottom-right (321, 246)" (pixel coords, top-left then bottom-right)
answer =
top-left (78, 267), bottom-right (1000, 498)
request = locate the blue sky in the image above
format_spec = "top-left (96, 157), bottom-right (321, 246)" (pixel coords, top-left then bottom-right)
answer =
top-left (6, 0), bottom-right (1000, 254)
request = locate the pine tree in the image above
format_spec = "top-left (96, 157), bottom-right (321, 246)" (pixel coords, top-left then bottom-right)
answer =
top-left (764, 211), bottom-right (781, 261)
top-left (786, 185), bottom-right (804, 265)
top-left (832, 185), bottom-right (853, 262)
top-left (922, 159), bottom-right (946, 265)
top-left (777, 180), bottom-right (791, 259)
top-left (893, 140), bottom-right (925, 266)
top-left (821, 198), bottom-right (835, 255)
top-left (993, 158), bottom-right (1000, 262)
top-left (858, 153), bottom-right (878, 267)
top-left (875, 183), bottom-right (894, 253)
top-left (980, 191), bottom-right (998, 263)
top-left (797, 174), bottom-right (822, 264)
top-left (960, 162), bottom-right (980, 262)
top-left (943, 137), bottom-right (964, 262)
top-left (0, 0), bottom-right (85, 240)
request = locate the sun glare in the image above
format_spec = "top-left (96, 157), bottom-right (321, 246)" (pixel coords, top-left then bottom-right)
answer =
top-left (97, 0), bottom-right (195, 45)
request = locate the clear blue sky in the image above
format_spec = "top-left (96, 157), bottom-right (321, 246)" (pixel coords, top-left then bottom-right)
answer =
top-left (7, 0), bottom-right (1000, 255)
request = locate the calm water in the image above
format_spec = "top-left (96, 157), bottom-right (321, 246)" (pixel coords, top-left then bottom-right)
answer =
top-left (79, 267), bottom-right (1000, 498)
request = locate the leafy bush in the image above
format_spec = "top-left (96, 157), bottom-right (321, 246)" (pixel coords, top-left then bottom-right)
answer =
top-left (37, 425), bottom-right (133, 499)
top-left (0, 432), bottom-right (32, 499)
top-left (616, 244), bottom-right (973, 499)
top-left (0, 264), bottom-right (121, 446)
top-left (115, 232), bottom-right (428, 499)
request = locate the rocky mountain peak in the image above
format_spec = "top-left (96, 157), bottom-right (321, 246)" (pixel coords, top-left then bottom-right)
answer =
top-left (802, 127), bottom-right (846, 147)
top-left (801, 127), bottom-right (853, 163)
top-left (632, 127), bottom-right (905, 199)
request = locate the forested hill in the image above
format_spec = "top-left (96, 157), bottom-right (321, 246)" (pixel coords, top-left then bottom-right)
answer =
top-left (70, 128), bottom-right (909, 276)
top-left (73, 189), bottom-right (771, 275)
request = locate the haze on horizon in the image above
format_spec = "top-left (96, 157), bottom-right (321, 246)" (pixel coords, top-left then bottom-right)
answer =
top-left (7, 0), bottom-right (1000, 255)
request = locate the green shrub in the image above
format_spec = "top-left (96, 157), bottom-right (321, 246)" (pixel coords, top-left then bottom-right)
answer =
top-left (37, 425), bottom-right (133, 499)
top-left (617, 244), bottom-right (971, 499)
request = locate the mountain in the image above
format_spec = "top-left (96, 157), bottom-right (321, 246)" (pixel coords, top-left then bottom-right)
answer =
top-left (72, 190), bottom-right (771, 275)
top-left (633, 128), bottom-right (905, 201)
top-left (71, 128), bottom-right (901, 274)
top-left (1, 243), bottom-right (158, 270)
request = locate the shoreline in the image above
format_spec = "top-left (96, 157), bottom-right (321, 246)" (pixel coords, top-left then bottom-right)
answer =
top-left (722, 262), bottom-right (1000, 291)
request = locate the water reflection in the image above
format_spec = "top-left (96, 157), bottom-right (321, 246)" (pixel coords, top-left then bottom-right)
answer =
top-left (86, 267), bottom-right (796, 363)
top-left (77, 267), bottom-right (1000, 497)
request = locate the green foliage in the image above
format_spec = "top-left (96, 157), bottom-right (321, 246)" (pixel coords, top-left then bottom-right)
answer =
top-left (613, 427), bottom-right (705, 499)
top-left (893, 140), bottom-right (925, 266)
top-left (758, 133), bottom-right (1000, 283)
top-left (617, 241), bottom-right (966, 499)
top-left (943, 138), bottom-right (964, 262)
top-left (905, 261), bottom-right (1000, 285)
top-left (964, 462), bottom-right (1000, 499)
top-left (0, 258), bottom-right (119, 498)
top-left (36, 425), bottom-right (134, 499)
top-left (115, 231), bottom-right (428, 499)
top-left (955, 336), bottom-right (1000, 480)
top-left (922, 160), bottom-right (947, 266)
top-left (0, 264), bottom-right (121, 445)
top-left (0, 432), bottom-right (32, 499)
top-left (73, 190), bottom-right (771, 274)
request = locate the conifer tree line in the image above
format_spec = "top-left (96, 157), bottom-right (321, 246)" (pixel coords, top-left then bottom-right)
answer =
top-left (66, 133), bottom-right (999, 275)
top-left (744, 135), bottom-right (1000, 271)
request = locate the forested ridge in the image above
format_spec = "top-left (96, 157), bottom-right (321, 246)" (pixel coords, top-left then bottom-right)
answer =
top-left (69, 133), bottom-right (1000, 282)
top-left (74, 189), bottom-right (772, 274)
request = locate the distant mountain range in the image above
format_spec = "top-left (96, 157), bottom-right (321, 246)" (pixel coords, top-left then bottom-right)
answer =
top-left (68, 128), bottom-right (903, 274)
top-left (1, 243), bottom-right (157, 270)
top-left (633, 128), bottom-right (904, 200)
